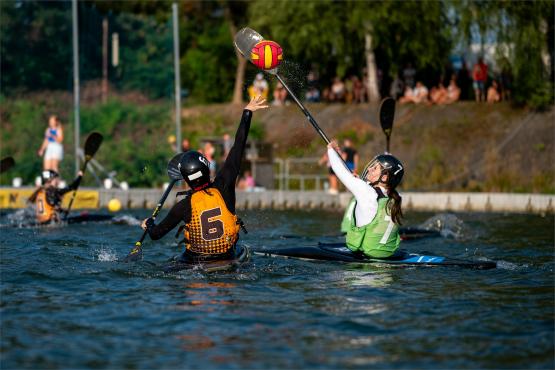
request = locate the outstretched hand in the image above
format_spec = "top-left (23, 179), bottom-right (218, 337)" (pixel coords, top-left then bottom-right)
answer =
top-left (245, 95), bottom-right (269, 112)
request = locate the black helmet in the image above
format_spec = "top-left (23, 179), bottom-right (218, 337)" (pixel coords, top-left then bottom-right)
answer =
top-left (362, 154), bottom-right (404, 188)
top-left (41, 169), bottom-right (60, 185)
top-left (178, 151), bottom-right (211, 190)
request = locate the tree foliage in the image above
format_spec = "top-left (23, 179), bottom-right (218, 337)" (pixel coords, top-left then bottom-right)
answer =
top-left (0, 0), bottom-right (552, 108)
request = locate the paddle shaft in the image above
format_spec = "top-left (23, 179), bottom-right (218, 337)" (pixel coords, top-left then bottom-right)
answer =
top-left (63, 156), bottom-right (90, 220)
top-left (275, 74), bottom-right (332, 145)
top-left (275, 74), bottom-right (351, 169)
top-left (136, 179), bottom-right (177, 246)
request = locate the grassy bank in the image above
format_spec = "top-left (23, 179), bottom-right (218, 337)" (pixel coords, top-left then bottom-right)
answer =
top-left (1, 92), bottom-right (553, 192)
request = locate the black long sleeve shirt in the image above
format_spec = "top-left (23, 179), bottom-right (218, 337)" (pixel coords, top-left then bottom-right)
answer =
top-left (29, 175), bottom-right (82, 209)
top-left (147, 109), bottom-right (252, 240)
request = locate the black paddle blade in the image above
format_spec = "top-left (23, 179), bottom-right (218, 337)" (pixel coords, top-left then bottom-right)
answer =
top-left (84, 132), bottom-right (103, 159)
top-left (0, 157), bottom-right (15, 173)
top-left (379, 97), bottom-right (396, 136)
top-left (167, 153), bottom-right (184, 181)
top-left (123, 243), bottom-right (143, 263)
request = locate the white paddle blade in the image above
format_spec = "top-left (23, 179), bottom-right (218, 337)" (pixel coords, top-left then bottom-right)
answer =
top-left (234, 27), bottom-right (264, 61)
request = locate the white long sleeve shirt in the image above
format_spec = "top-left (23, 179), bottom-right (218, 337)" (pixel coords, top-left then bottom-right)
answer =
top-left (328, 148), bottom-right (388, 227)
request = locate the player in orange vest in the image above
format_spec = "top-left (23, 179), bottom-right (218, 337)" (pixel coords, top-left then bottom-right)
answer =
top-left (140, 95), bottom-right (268, 261)
top-left (28, 169), bottom-right (83, 224)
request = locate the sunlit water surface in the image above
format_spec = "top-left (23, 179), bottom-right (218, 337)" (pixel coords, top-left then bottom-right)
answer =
top-left (1, 209), bottom-right (553, 369)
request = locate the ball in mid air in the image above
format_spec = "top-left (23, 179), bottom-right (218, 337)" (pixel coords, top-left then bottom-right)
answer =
top-left (250, 40), bottom-right (283, 70)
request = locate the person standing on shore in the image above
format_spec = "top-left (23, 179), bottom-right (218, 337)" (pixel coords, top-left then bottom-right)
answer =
top-left (38, 115), bottom-right (64, 172)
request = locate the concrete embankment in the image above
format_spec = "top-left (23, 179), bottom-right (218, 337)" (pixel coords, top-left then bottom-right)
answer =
top-left (2, 188), bottom-right (551, 214)
top-left (96, 189), bottom-right (555, 214)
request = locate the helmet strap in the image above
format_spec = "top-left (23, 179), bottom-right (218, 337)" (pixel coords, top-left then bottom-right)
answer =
top-left (192, 182), bottom-right (210, 192)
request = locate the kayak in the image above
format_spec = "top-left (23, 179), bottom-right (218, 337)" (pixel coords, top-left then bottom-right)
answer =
top-left (162, 244), bottom-right (250, 273)
top-left (252, 242), bottom-right (496, 269)
top-left (275, 227), bottom-right (441, 242)
top-left (66, 214), bottom-right (114, 224)
top-left (399, 227), bottom-right (441, 241)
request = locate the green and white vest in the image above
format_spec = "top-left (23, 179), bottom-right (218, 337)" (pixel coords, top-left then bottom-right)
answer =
top-left (345, 195), bottom-right (400, 258)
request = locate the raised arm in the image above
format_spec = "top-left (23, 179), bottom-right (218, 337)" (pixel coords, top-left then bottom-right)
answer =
top-left (218, 95), bottom-right (268, 189)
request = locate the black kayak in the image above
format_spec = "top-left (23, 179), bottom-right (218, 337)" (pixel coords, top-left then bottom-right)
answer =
top-left (66, 214), bottom-right (114, 224)
top-left (162, 244), bottom-right (250, 273)
top-left (252, 242), bottom-right (496, 269)
top-left (399, 227), bottom-right (441, 241)
top-left (275, 227), bottom-right (441, 242)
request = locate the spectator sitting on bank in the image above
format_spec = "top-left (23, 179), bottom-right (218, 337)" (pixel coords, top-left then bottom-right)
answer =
top-left (306, 70), bottom-right (321, 102)
top-left (444, 75), bottom-right (461, 104)
top-left (306, 86), bottom-right (320, 102)
top-left (399, 86), bottom-right (415, 104)
top-left (430, 81), bottom-right (447, 105)
top-left (344, 77), bottom-right (354, 103)
top-left (487, 80), bottom-right (501, 103)
top-left (352, 76), bottom-right (365, 103)
top-left (412, 81), bottom-right (429, 104)
top-left (248, 73), bottom-right (269, 100)
top-left (273, 82), bottom-right (288, 106)
top-left (330, 77), bottom-right (346, 102)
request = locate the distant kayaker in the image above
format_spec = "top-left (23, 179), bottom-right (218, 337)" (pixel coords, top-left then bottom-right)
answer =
top-left (328, 141), bottom-right (404, 258)
top-left (140, 95), bottom-right (268, 261)
top-left (28, 169), bottom-right (83, 224)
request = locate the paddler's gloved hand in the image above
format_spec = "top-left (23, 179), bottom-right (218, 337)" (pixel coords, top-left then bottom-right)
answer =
top-left (141, 217), bottom-right (155, 230)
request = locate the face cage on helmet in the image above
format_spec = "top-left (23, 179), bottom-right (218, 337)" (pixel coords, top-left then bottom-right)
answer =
top-left (362, 159), bottom-right (394, 187)
top-left (41, 170), bottom-right (59, 184)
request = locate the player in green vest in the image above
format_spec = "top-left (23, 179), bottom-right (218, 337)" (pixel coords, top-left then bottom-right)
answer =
top-left (328, 141), bottom-right (404, 258)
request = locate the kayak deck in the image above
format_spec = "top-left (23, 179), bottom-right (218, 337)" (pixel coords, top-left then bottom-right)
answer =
top-left (252, 243), bottom-right (496, 269)
top-left (162, 244), bottom-right (250, 273)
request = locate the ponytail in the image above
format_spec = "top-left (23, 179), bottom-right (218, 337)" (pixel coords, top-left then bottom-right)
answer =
top-left (387, 188), bottom-right (403, 225)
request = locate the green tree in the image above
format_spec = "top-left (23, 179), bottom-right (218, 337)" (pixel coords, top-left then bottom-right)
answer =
top-left (248, 0), bottom-right (452, 95)
top-left (0, 1), bottom-right (73, 92)
top-left (452, 0), bottom-right (554, 109)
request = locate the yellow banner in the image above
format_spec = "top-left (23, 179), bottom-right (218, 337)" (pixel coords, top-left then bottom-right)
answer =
top-left (0, 188), bottom-right (99, 209)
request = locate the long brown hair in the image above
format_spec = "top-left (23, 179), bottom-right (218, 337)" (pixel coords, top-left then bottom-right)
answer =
top-left (386, 188), bottom-right (403, 225)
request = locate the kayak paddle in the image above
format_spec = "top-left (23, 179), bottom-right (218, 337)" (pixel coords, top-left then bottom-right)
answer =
top-left (123, 153), bottom-right (184, 263)
top-left (234, 28), bottom-right (350, 168)
top-left (379, 97), bottom-right (396, 153)
top-left (0, 156), bottom-right (15, 173)
top-left (63, 132), bottom-right (103, 220)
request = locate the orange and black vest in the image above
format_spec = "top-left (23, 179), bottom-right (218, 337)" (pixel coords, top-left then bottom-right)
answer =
top-left (184, 188), bottom-right (239, 254)
top-left (35, 188), bottom-right (57, 224)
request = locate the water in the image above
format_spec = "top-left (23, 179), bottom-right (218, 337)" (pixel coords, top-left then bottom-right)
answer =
top-left (1, 210), bottom-right (553, 369)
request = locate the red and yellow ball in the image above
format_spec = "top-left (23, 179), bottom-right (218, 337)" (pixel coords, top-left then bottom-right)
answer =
top-left (250, 40), bottom-right (283, 70)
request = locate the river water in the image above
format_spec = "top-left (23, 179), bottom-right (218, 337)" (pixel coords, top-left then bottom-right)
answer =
top-left (1, 209), bottom-right (553, 369)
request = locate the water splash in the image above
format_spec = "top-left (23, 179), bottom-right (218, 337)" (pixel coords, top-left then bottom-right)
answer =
top-left (96, 248), bottom-right (118, 262)
top-left (2, 207), bottom-right (36, 228)
top-left (112, 214), bottom-right (141, 226)
top-left (418, 213), bottom-right (469, 239)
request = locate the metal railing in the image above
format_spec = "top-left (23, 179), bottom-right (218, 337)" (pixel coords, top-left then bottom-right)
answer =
top-left (274, 157), bottom-right (329, 191)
